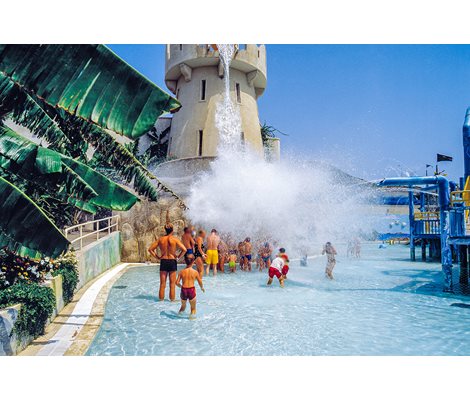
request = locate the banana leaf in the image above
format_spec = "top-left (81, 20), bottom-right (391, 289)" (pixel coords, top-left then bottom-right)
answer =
top-left (0, 44), bottom-right (181, 139)
top-left (0, 72), bottom-right (73, 155)
top-left (0, 175), bottom-right (69, 258)
top-left (0, 124), bottom-right (138, 211)
top-left (83, 122), bottom-right (186, 208)
top-left (61, 157), bottom-right (138, 211)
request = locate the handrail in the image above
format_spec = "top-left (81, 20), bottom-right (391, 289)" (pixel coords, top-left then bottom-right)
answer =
top-left (450, 190), bottom-right (470, 206)
top-left (64, 215), bottom-right (120, 250)
top-left (414, 211), bottom-right (440, 220)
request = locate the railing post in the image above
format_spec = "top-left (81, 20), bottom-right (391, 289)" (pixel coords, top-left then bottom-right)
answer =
top-left (80, 225), bottom-right (83, 250)
top-left (108, 216), bottom-right (111, 235)
top-left (96, 221), bottom-right (99, 241)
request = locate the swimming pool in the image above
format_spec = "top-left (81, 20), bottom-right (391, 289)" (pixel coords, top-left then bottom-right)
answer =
top-left (87, 243), bottom-right (470, 355)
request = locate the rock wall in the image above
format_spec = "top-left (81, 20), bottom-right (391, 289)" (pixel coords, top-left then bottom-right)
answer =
top-left (0, 304), bottom-right (22, 356)
top-left (117, 195), bottom-right (189, 263)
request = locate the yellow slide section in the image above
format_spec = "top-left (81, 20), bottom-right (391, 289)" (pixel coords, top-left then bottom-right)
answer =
top-left (464, 176), bottom-right (470, 221)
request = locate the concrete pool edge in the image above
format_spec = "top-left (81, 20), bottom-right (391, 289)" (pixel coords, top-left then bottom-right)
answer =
top-left (20, 263), bottom-right (144, 356)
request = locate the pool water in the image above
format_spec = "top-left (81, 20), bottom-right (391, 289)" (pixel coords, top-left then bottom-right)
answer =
top-left (87, 244), bottom-right (470, 355)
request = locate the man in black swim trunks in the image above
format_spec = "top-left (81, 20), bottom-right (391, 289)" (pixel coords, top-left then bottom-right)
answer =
top-left (148, 223), bottom-right (187, 301)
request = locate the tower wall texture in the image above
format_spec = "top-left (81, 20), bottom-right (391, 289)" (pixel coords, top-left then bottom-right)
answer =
top-left (164, 44), bottom-right (267, 160)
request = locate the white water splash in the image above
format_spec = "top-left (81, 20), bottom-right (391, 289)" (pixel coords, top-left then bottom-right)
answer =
top-left (186, 44), bottom-right (376, 255)
top-left (215, 44), bottom-right (243, 151)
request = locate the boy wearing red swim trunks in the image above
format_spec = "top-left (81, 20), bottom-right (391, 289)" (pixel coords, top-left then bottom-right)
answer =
top-left (267, 254), bottom-right (289, 287)
top-left (176, 254), bottom-right (205, 318)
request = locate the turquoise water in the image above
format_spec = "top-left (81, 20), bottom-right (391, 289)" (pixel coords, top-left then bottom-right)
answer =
top-left (87, 244), bottom-right (470, 355)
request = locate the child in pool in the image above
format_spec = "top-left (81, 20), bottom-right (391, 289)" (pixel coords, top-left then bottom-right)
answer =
top-left (228, 251), bottom-right (237, 273)
top-left (267, 254), bottom-right (289, 287)
top-left (276, 248), bottom-right (289, 279)
top-left (176, 254), bottom-right (205, 319)
top-left (281, 256), bottom-right (289, 280)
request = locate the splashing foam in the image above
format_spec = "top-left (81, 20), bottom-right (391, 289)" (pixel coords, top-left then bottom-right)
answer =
top-left (186, 44), bottom-right (375, 255)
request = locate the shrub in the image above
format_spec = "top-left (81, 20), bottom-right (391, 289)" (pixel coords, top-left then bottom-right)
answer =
top-left (52, 252), bottom-right (79, 304)
top-left (0, 282), bottom-right (55, 340)
top-left (0, 248), bottom-right (55, 289)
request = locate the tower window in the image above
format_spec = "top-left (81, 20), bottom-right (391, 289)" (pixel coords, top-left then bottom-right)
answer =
top-left (179, 44), bottom-right (183, 51)
top-left (235, 83), bottom-right (241, 103)
top-left (198, 130), bottom-right (203, 156)
top-left (176, 88), bottom-right (180, 99)
top-left (241, 131), bottom-right (245, 145)
top-left (240, 44), bottom-right (247, 50)
top-left (200, 80), bottom-right (206, 101)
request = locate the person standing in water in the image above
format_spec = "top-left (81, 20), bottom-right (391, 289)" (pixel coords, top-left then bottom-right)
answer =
top-left (206, 229), bottom-right (221, 276)
top-left (148, 223), bottom-right (187, 301)
top-left (228, 250), bottom-right (237, 273)
top-left (353, 237), bottom-right (361, 258)
top-left (237, 241), bottom-right (245, 270)
top-left (243, 237), bottom-right (253, 271)
top-left (194, 229), bottom-right (207, 277)
top-left (267, 253), bottom-right (289, 287)
top-left (217, 239), bottom-right (229, 273)
top-left (322, 241), bottom-right (337, 280)
top-left (176, 254), bottom-right (205, 319)
top-left (259, 242), bottom-right (273, 271)
top-left (181, 227), bottom-right (195, 258)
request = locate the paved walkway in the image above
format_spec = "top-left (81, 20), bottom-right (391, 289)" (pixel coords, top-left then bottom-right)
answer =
top-left (35, 263), bottom-right (130, 356)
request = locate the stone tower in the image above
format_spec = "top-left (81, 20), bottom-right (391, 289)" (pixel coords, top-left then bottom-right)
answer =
top-left (164, 44), bottom-right (267, 161)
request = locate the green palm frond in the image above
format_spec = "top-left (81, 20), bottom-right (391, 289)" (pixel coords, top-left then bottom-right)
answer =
top-left (84, 124), bottom-right (186, 208)
top-left (0, 72), bottom-right (74, 155)
top-left (52, 110), bottom-right (186, 208)
top-left (61, 156), bottom-right (139, 211)
top-left (0, 175), bottom-right (69, 258)
top-left (0, 44), bottom-right (181, 139)
top-left (0, 124), bottom-right (138, 211)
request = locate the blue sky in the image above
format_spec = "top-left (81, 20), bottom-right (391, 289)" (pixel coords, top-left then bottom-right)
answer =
top-left (108, 44), bottom-right (470, 181)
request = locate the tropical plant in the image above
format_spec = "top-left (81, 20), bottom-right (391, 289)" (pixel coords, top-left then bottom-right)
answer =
top-left (0, 248), bottom-right (56, 289)
top-left (260, 121), bottom-right (288, 145)
top-left (0, 44), bottom-right (184, 259)
top-left (52, 251), bottom-right (79, 304)
top-left (0, 281), bottom-right (55, 340)
top-left (0, 175), bottom-right (69, 258)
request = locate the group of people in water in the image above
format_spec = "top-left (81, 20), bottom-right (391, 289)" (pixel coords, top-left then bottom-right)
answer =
top-left (148, 221), bottom-right (340, 318)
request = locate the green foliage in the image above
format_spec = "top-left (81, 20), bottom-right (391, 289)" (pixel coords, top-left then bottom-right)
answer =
top-left (0, 282), bottom-right (55, 340)
top-left (0, 124), bottom-right (139, 212)
top-left (0, 44), bottom-right (181, 139)
top-left (0, 175), bottom-right (69, 259)
top-left (0, 248), bottom-right (55, 289)
top-left (0, 44), bottom-right (186, 259)
top-left (0, 72), bottom-right (73, 154)
top-left (260, 122), bottom-right (288, 145)
top-left (52, 252), bottom-right (79, 304)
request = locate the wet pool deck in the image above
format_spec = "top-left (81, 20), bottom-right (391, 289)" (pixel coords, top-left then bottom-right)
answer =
top-left (20, 263), bottom-right (133, 356)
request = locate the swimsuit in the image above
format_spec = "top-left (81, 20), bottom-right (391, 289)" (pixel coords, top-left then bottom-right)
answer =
top-left (180, 287), bottom-right (196, 301)
top-left (185, 248), bottom-right (194, 256)
top-left (268, 267), bottom-right (282, 279)
top-left (229, 261), bottom-right (236, 268)
top-left (262, 256), bottom-right (270, 262)
top-left (160, 259), bottom-right (177, 272)
top-left (245, 254), bottom-right (252, 261)
top-left (282, 265), bottom-right (289, 276)
top-left (194, 242), bottom-right (205, 258)
top-left (206, 249), bottom-right (219, 265)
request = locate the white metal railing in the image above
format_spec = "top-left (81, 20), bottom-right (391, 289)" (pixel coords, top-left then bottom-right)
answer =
top-left (64, 215), bottom-right (120, 250)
